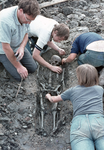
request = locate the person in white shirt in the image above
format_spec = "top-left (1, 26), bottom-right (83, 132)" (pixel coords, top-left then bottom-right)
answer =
top-left (26, 15), bottom-right (69, 74)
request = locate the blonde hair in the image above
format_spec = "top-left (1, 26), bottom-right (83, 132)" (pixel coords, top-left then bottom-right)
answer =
top-left (53, 23), bottom-right (69, 40)
top-left (76, 64), bottom-right (99, 87)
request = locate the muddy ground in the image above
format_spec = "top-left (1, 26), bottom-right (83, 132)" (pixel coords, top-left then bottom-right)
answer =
top-left (0, 0), bottom-right (104, 150)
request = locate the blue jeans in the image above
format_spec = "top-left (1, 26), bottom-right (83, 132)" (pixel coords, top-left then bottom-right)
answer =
top-left (26, 37), bottom-right (37, 55)
top-left (70, 114), bottom-right (104, 150)
top-left (0, 48), bottom-right (38, 82)
top-left (78, 50), bottom-right (104, 67)
top-left (26, 37), bottom-right (48, 55)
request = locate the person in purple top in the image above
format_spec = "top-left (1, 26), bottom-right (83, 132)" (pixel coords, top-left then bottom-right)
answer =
top-left (62, 32), bottom-right (104, 68)
top-left (45, 64), bottom-right (104, 150)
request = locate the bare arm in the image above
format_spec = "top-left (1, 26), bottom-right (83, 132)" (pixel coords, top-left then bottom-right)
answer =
top-left (2, 43), bottom-right (28, 79)
top-left (48, 41), bottom-right (65, 55)
top-left (32, 48), bottom-right (62, 74)
top-left (15, 33), bottom-right (28, 61)
top-left (45, 93), bottom-right (63, 103)
top-left (62, 53), bottom-right (77, 64)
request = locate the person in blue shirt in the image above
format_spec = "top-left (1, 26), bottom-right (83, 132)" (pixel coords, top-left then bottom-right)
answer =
top-left (62, 32), bottom-right (104, 68)
top-left (45, 64), bottom-right (104, 150)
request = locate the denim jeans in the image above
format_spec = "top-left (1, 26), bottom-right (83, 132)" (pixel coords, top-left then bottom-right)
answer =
top-left (0, 48), bottom-right (38, 81)
top-left (78, 50), bottom-right (104, 67)
top-left (26, 37), bottom-right (38, 55)
top-left (26, 37), bottom-right (48, 55)
top-left (70, 114), bottom-right (104, 150)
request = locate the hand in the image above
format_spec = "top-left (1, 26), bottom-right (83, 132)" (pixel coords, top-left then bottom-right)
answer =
top-left (45, 93), bottom-right (51, 99)
top-left (45, 93), bottom-right (53, 102)
top-left (15, 52), bottom-right (24, 61)
top-left (17, 65), bottom-right (28, 79)
top-left (62, 58), bottom-right (67, 64)
top-left (58, 48), bottom-right (65, 55)
top-left (51, 66), bottom-right (62, 74)
top-left (15, 47), bottom-right (24, 61)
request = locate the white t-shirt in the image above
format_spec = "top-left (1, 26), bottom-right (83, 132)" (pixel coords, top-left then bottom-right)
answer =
top-left (29, 15), bottom-right (58, 50)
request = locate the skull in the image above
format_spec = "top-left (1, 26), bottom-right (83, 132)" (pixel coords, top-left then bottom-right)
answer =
top-left (50, 55), bottom-right (62, 66)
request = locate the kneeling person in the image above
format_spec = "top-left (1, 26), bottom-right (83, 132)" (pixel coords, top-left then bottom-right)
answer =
top-left (27, 15), bottom-right (69, 74)
top-left (62, 32), bottom-right (104, 70)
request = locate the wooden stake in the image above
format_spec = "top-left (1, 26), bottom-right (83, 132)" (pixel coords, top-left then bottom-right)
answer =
top-left (39, 0), bottom-right (68, 9)
top-left (16, 78), bottom-right (23, 98)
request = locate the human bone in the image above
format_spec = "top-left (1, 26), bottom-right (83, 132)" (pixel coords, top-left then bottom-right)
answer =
top-left (50, 55), bottom-right (62, 66)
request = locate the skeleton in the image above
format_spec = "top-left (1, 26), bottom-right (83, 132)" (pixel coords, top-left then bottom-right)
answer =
top-left (39, 72), bottom-right (61, 133)
top-left (50, 54), bottom-right (62, 79)
top-left (37, 55), bottom-right (66, 134)
top-left (61, 68), bottom-right (65, 91)
top-left (50, 55), bottom-right (62, 66)
top-left (39, 93), bottom-right (45, 130)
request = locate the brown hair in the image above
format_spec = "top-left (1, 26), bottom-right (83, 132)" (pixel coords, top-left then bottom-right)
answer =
top-left (76, 64), bottom-right (99, 87)
top-left (53, 23), bottom-right (69, 40)
top-left (18, 0), bottom-right (40, 18)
